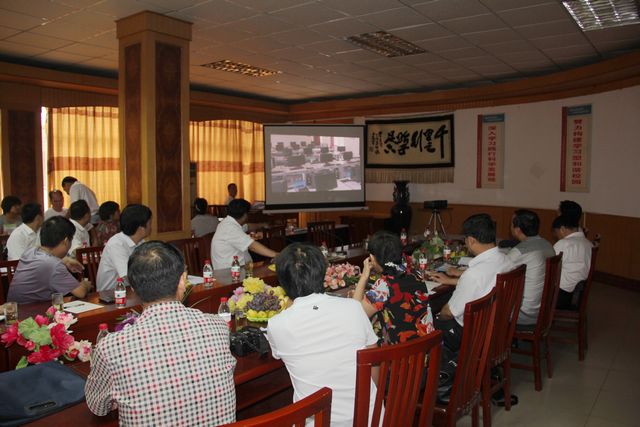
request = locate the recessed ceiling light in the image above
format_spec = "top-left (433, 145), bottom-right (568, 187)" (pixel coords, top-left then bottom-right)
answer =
top-left (201, 60), bottom-right (281, 77)
top-left (562, 0), bottom-right (639, 31)
top-left (346, 31), bottom-right (426, 57)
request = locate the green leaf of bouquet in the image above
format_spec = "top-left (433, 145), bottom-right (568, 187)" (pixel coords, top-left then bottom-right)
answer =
top-left (17, 318), bottom-right (39, 338)
top-left (16, 356), bottom-right (28, 370)
top-left (27, 325), bottom-right (53, 346)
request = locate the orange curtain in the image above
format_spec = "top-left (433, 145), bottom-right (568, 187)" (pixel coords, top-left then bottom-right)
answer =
top-left (189, 120), bottom-right (264, 205)
top-left (47, 107), bottom-right (121, 206)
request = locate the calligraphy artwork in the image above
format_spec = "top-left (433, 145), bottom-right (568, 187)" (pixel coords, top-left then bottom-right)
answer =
top-left (476, 114), bottom-right (505, 189)
top-left (561, 105), bottom-right (591, 193)
top-left (366, 115), bottom-right (454, 169)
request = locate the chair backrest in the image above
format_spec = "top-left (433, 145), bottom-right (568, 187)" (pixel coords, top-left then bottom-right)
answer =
top-left (354, 331), bottom-right (443, 427)
top-left (577, 246), bottom-right (598, 315)
top-left (208, 204), bottom-right (228, 218)
top-left (0, 259), bottom-right (20, 304)
top-left (307, 221), bottom-right (336, 248)
top-left (0, 234), bottom-right (9, 261)
top-left (491, 264), bottom-right (526, 366)
top-left (198, 232), bottom-right (215, 267)
top-left (447, 288), bottom-right (497, 423)
top-left (536, 253), bottom-right (563, 336)
top-left (75, 246), bottom-right (104, 287)
top-left (222, 387), bottom-right (332, 427)
top-left (340, 216), bottom-right (374, 245)
top-left (168, 237), bottom-right (203, 276)
top-left (262, 225), bottom-right (287, 252)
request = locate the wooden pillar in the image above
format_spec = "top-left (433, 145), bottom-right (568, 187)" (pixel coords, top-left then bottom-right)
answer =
top-left (116, 11), bottom-right (192, 240)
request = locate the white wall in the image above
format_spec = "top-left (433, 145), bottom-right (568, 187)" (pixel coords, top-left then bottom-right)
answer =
top-left (365, 85), bottom-right (640, 218)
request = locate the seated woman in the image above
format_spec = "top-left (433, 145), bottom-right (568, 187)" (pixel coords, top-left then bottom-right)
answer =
top-left (352, 230), bottom-right (431, 345)
top-left (191, 197), bottom-right (218, 237)
top-left (94, 201), bottom-right (120, 246)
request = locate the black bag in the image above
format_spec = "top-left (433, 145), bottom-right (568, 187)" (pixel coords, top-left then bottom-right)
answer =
top-left (436, 345), bottom-right (459, 404)
top-left (229, 326), bottom-right (269, 357)
top-left (0, 361), bottom-right (86, 426)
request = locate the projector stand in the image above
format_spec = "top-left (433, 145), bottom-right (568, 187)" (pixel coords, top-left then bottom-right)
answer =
top-left (428, 209), bottom-right (447, 237)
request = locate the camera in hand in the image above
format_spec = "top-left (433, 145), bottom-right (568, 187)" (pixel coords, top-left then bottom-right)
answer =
top-left (229, 326), bottom-right (269, 357)
top-left (424, 200), bottom-right (448, 210)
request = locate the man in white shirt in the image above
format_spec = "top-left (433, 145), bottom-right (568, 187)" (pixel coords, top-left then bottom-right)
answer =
top-left (68, 200), bottom-right (92, 258)
top-left (191, 197), bottom-right (218, 237)
top-left (267, 243), bottom-right (379, 427)
top-left (7, 203), bottom-right (43, 260)
top-left (507, 210), bottom-right (556, 326)
top-left (44, 190), bottom-right (68, 220)
top-left (96, 204), bottom-right (152, 291)
top-left (431, 213), bottom-right (514, 351)
top-left (552, 215), bottom-right (592, 309)
top-left (210, 199), bottom-right (276, 270)
top-left (225, 183), bottom-right (237, 205)
top-left (62, 176), bottom-right (99, 223)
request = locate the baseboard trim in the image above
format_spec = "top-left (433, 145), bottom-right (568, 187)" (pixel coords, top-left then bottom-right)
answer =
top-left (594, 271), bottom-right (640, 292)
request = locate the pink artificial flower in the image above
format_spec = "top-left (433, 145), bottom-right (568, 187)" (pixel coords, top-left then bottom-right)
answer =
top-left (50, 323), bottom-right (74, 353)
top-left (34, 315), bottom-right (50, 326)
top-left (27, 345), bottom-right (61, 364)
top-left (72, 340), bottom-right (92, 362)
top-left (16, 335), bottom-right (27, 347)
top-left (53, 311), bottom-right (77, 328)
top-left (1, 323), bottom-right (19, 347)
top-left (25, 340), bottom-right (36, 351)
top-left (67, 348), bottom-right (79, 360)
top-left (46, 306), bottom-right (57, 318)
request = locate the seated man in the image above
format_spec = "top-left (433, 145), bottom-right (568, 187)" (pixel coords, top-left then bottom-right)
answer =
top-left (0, 195), bottom-right (22, 235)
top-left (431, 213), bottom-right (514, 352)
top-left (44, 190), bottom-right (68, 220)
top-left (225, 182), bottom-right (237, 205)
top-left (552, 215), bottom-right (592, 309)
top-left (7, 203), bottom-right (43, 260)
top-left (267, 243), bottom-right (379, 427)
top-left (96, 204), bottom-right (152, 291)
top-left (86, 241), bottom-right (236, 426)
top-left (507, 209), bottom-right (555, 326)
top-left (94, 201), bottom-right (120, 246)
top-left (62, 176), bottom-right (99, 223)
top-left (190, 197), bottom-right (218, 237)
top-left (8, 217), bottom-right (92, 304)
top-left (210, 199), bottom-right (277, 270)
top-left (68, 200), bottom-right (92, 257)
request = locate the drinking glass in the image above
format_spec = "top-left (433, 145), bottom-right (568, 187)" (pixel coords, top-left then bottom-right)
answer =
top-left (246, 261), bottom-right (254, 278)
top-left (52, 293), bottom-right (64, 311)
top-left (4, 302), bottom-right (18, 325)
top-left (234, 309), bottom-right (247, 331)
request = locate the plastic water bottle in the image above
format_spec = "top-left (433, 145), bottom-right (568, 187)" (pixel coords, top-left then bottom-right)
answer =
top-left (443, 241), bottom-right (452, 261)
top-left (230, 256), bottom-right (241, 282)
top-left (320, 241), bottom-right (329, 258)
top-left (420, 304), bottom-right (435, 334)
top-left (96, 323), bottom-right (109, 345)
top-left (115, 277), bottom-right (126, 308)
top-left (419, 249), bottom-right (428, 271)
top-left (218, 297), bottom-right (232, 328)
top-left (203, 259), bottom-right (214, 288)
top-left (81, 241), bottom-right (88, 264)
top-left (363, 234), bottom-right (370, 250)
top-left (423, 227), bottom-right (431, 239)
top-left (400, 228), bottom-right (408, 246)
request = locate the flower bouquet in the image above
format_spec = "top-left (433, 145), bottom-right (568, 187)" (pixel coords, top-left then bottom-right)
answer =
top-left (0, 307), bottom-right (92, 369)
top-left (324, 262), bottom-right (361, 290)
top-left (228, 277), bottom-right (289, 322)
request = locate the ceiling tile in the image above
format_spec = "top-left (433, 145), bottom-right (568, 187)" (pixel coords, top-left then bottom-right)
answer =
top-left (462, 28), bottom-right (521, 45)
top-left (34, 50), bottom-right (92, 64)
top-left (83, 30), bottom-right (118, 49)
top-left (411, 0), bottom-right (491, 21)
top-left (55, 11), bottom-right (117, 33)
top-left (0, 0), bottom-right (75, 20)
top-left (30, 19), bottom-right (99, 40)
top-left (494, 49), bottom-right (551, 63)
top-left (390, 23), bottom-right (452, 42)
top-left (0, 25), bottom-right (21, 39)
top-left (229, 0), bottom-right (306, 14)
top-left (415, 35), bottom-right (474, 52)
top-left (530, 33), bottom-right (590, 50)
top-left (311, 18), bottom-right (377, 37)
top-left (0, 8), bottom-right (47, 30)
top-left (320, 0), bottom-right (403, 16)
top-left (515, 19), bottom-right (581, 39)
top-left (480, 0), bottom-right (554, 12)
top-left (6, 31), bottom-right (74, 49)
top-left (542, 44), bottom-right (598, 58)
top-left (437, 46), bottom-right (488, 60)
top-left (271, 28), bottom-right (331, 45)
top-left (230, 35), bottom-right (289, 53)
top-left (79, 57), bottom-right (118, 69)
top-left (306, 38), bottom-right (356, 55)
top-left (86, 0), bottom-right (153, 19)
top-left (593, 40), bottom-right (640, 55)
top-left (359, 7), bottom-right (429, 30)
top-left (138, 0), bottom-right (203, 11)
top-left (497, 2), bottom-right (569, 27)
top-left (0, 39), bottom-right (49, 56)
top-left (481, 39), bottom-right (537, 54)
top-left (227, 14), bottom-right (293, 36)
top-left (455, 54), bottom-right (506, 67)
top-left (271, 3), bottom-right (346, 27)
top-left (440, 13), bottom-right (507, 34)
top-left (196, 23), bottom-right (253, 44)
top-left (179, 0), bottom-right (256, 24)
top-left (58, 42), bottom-right (117, 58)
top-left (584, 25), bottom-right (640, 44)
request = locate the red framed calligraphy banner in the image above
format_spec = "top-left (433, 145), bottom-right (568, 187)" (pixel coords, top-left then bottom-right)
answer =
top-left (476, 114), bottom-right (505, 189)
top-left (365, 115), bottom-right (454, 184)
top-left (561, 105), bottom-right (591, 192)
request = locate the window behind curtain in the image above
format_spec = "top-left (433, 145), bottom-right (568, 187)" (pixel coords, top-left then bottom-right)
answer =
top-left (189, 120), bottom-right (265, 205)
top-left (47, 106), bottom-right (121, 206)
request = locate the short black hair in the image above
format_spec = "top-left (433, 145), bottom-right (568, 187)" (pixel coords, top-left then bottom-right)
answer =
top-left (40, 216), bottom-right (75, 248)
top-left (1, 196), bottom-right (21, 215)
top-left (228, 183), bottom-right (237, 190)
top-left (194, 198), bottom-right (208, 215)
top-left (120, 204), bottom-right (152, 236)
top-left (558, 200), bottom-right (581, 228)
top-left (69, 200), bottom-right (90, 221)
top-left (512, 209), bottom-right (540, 237)
top-left (21, 203), bottom-right (42, 224)
top-left (462, 213), bottom-right (496, 244)
top-left (48, 190), bottom-right (62, 200)
top-left (227, 198), bottom-right (251, 219)
top-left (128, 241), bottom-right (184, 303)
top-left (98, 201), bottom-right (120, 221)
top-left (368, 230), bottom-right (403, 274)
top-left (552, 215), bottom-right (578, 230)
top-left (61, 176), bottom-right (78, 186)
top-left (275, 243), bottom-right (326, 299)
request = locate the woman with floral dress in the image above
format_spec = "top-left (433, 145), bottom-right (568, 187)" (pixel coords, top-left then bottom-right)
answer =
top-left (352, 230), bottom-right (432, 345)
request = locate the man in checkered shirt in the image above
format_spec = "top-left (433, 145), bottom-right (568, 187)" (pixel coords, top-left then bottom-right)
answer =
top-left (85, 241), bottom-right (237, 426)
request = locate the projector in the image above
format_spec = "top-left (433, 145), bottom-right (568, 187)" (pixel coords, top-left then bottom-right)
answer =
top-left (424, 200), bottom-right (448, 210)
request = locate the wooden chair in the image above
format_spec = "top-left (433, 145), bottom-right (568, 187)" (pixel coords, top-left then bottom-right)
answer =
top-left (198, 231), bottom-right (215, 268)
top-left (222, 387), bottom-right (332, 427)
top-left (0, 234), bottom-right (9, 261)
top-left (433, 288), bottom-right (497, 427)
top-left (552, 246), bottom-right (599, 361)
top-left (75, 246), bottom-right (104, 288)
top-left (168, 237), bottom-right (204, 276)
top-left (354, 331), bottom-right (443, 427)
top-left (481, 264), bottom-right (526, 427)
top-left (512, 253), bottom-right (562, 391)
top-left (0, 259), bottom-right (20, 304)
top-left (262, 225), bottom-right (287, 252)
top-left (307, 221), bottom-right (336, 248)
top-left (208, 204), bottom-right (228, 218)
top-left (340, 216), bottom-right (375, 245)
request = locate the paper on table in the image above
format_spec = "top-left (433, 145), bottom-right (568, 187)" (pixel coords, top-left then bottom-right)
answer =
top-left (458, 256), bottom-right (473, 267)
top-left (187, 275), bottom-right (205, 285)
top-left (424, 280), bottom-right (441, 294)
top-left (63, 300), bottom-right (104, 314)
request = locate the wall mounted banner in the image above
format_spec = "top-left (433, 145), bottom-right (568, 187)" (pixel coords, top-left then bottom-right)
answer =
top-left (476, 114), bottom-right (505, 189)
top-left (365, 115), bottom-right (454, 183)
top-left (561, 105), bottom-right (591, 192)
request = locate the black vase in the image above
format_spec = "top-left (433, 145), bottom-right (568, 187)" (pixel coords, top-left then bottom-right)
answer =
top-left (390, 180), bottom-right (412, 234)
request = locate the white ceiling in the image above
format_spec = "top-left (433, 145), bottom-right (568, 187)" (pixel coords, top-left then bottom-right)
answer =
top-left (0, 0), bottom-right (639, 102)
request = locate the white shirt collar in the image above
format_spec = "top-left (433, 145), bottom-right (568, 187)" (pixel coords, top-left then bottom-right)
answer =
top-left (468, 246), bottom-right (500, 267)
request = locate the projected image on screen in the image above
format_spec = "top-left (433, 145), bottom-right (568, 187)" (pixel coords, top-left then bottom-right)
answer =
top-left (264, 125), bottom-right (366, 211)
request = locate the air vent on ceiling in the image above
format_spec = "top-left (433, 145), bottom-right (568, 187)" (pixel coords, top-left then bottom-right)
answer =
top-left (562, 0), bottom-right (639, 31)
top-left (201, 60), bottom-right (281, 77)
top-left (345, 31), bottom-right (426, 58)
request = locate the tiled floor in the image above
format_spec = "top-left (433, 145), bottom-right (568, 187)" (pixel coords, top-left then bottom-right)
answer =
top-left (459, 282), bottom-right (640, 427)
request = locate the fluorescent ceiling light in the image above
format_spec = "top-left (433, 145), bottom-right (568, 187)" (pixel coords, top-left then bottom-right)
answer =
top-left (562, 0), bottom-right (640, 31)
top-left (201, 60), bottom-right (281, 77)
top-left (346, 31), bottom-right (426, 57)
